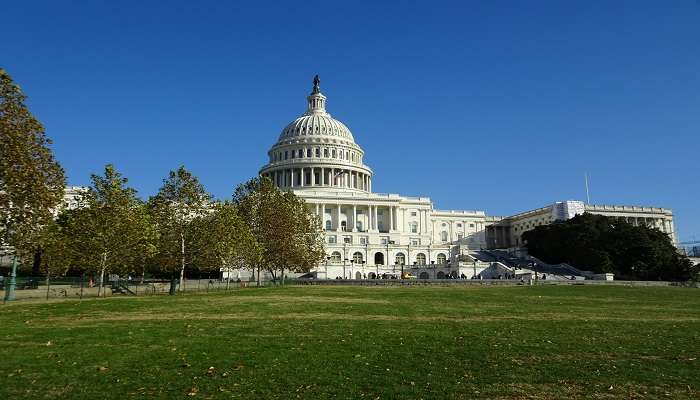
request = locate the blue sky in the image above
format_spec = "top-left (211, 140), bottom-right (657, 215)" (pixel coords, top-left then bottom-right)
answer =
top-left (3, 1), bottom-right (699, 241)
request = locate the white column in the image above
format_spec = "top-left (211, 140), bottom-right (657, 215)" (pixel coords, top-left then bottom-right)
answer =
top-left (374, 206), bottom-right (378, 231)
top-left (389, 206), bottom-right (394, 232)
top-left (368, 205), bottom-right (373, 232)
top-left (315, 203), bottom-right (319, 216)
top-left (300, 167), bottom-right (305, 187)
top-left (336, 204), bottom-right (341, 232)
top-left (311, 167), bottom-right (315, 186)
top-left (353, 205), bottom-right (357, 232)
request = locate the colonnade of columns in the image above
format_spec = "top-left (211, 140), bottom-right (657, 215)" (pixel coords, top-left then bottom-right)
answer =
top-left (262, 167), bottom-right (372, 192)
top-left (312, 202), bottom-right (399, 232)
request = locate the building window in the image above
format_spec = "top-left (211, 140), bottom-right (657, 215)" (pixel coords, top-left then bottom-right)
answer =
top-left (380, 236), bottom-right (389, 245)
top-left (291, 151), bottom-right (295, 159)
top-left (410, 223), bottom-right (418, 233)
top-left (332, 149), bottom-right (336, 158)
top-left (395, 252), bottom-right (405, 265)
top-left (344, 236), bottom-right (352, 244)
top-left (327, 235), bottom-right (336, 244)
top-left (457, 223), bottom-right (462, 228)
top-left (331, 251), bottom-right (342, 263)
top-left (298, 149), bottom-right (303, 158)
top-left (325, 220), bottom-right (332, 230)
top-left (441, 223), bottom-right (447, 227)
top-left (284, 151), bottom-right (288, 160)
top-left (307, 148), bottom-right (312, 157)
top-left (411, 212), bottom-right (417, 216)
top-left (437, 253), bottom-right (447, 265)
top-left (324, 148), bottom-right (329, 157)
top-left (469, 223), bottom-right (475, 228)
top-left (359, 236), bottom-right (368, 245)
top-left (356, 221), bottom-right (364, 231)
top-left (440, 231), bottom-right (448, 242)
top-left (410, 238), bottom-right (420, 246)
top-left (416, 253), bottom-right (426, 265)
top-left (315, 148), bottom-right (320, 157)
top-left (353, 252), bottom-right (363, 264)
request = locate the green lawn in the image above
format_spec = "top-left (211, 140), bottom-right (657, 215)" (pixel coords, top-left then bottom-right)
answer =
top-left (1, 285), bottom-right (699, 399)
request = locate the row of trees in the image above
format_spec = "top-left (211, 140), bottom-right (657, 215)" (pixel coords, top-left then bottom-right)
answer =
top-left (1, 68), bottom-right (324, 296)
top-left (523, 213), bottom-right (698, 281)
top-left (33, 166), bottom-right (325, 294)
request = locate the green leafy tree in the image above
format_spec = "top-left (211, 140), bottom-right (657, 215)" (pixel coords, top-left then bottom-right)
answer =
top-left (35, 216), bottom-right (74, 299)
top-left (0, 68), bottom-right (65, 262)
top-left (148, 166), bottom-right (211, 291)
top-left (68, 165), bottom-right (156, 296)
top-left (193, 201), bottom-right (259, 286)
top-left (234, 177), bottom-right (324, 285)
top-left (523, 213), bottom-right (698, 281)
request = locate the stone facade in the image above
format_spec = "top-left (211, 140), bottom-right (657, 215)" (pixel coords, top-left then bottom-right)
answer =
top-left (259, 78), bottom-right (678, 279)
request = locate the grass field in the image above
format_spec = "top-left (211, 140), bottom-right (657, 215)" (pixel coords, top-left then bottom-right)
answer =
top-left (1, 285), bottom-right (699, 399)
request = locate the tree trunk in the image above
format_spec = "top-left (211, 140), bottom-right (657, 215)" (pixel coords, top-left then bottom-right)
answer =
top-left (256, 265), bottom-right (261, 287)
top-left (98, 252), bottom-right (107, 297)
top-left (281, 268), bottom-right (286, 285)
top-left (179, 232), bottom-right (186, 291)
top-left (45, 273), bottom-right (50, 301)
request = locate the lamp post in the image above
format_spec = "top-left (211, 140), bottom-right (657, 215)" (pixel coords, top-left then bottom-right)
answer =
top-left (350, 259), bottom-right (354, 279)
top-left (325, 256), bottom-right (330, 280)
top-left (343, 258), bottom-right (348, 279)
top-left (3, 254), bottom-right (18, 302)
top-left (473, 259), bottom-right (477, 279)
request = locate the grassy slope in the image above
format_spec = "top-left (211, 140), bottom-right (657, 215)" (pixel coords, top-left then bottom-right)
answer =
top-left (0, 285), bottom-right (699, 399)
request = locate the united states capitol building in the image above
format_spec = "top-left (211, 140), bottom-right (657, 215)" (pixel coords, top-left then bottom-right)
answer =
top-left (258, 77), bottom-right (677, 280)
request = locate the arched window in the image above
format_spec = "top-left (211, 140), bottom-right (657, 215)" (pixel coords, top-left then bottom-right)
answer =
top-left (331, 251), bottom-right (342, 264)
top-left (374, 252), bottom-right (384, 265)
top-left (325, 220), bottom-right (332, 230)
top-left (440, 231), bottom-right (448, 242)
top-left (395, 252), bottom-right (405, 265)
top-left (353, 252), bottom-right (363, 264)
top-left (437, 253), bottom-right (446, 265)
top-left (416, 253), bottom-right (426, 265)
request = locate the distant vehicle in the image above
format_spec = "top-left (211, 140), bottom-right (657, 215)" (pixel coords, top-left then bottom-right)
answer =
top-left (401, 272), bottom-right (416, 279)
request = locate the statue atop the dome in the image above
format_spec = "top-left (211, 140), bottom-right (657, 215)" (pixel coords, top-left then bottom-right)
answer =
top-left (312, 75), bottom-right (321, 94)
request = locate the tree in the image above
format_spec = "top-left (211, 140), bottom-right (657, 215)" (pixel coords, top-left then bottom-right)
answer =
top-left (148, 166), bottom-right (211, 292)
top-left (523, 213), bottom-right (698, 281)
top-left (193, 201), bottom-right (259, 286)
top-left (0, 68), bottom-right (65, 264)
top-left (234, 177), bottom-right (324, 285)
top-left (35, 217), bottom-right (74, 299)
top-left (69, 165), bottom-right (156, 296)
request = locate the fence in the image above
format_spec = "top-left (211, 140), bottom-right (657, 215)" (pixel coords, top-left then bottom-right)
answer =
top-left (0, 276), bottom-right (275, 302)
top-left (2, 276), bottom-right (696, 303)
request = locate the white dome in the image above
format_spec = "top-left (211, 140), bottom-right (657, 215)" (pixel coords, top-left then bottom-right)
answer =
top-left (260, 76), bottom-right (374, 193)
top-left (278, 113), bottom-right (354, 141)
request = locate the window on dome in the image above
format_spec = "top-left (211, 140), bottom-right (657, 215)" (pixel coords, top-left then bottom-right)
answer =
top-left (307, 148), bottom-right (312, 157)
top-left (324, 148), bottom-right (329, 157)
top-left (284, 151), bottom-right (288, 160)
top-left (332, 149), bottom-right (336, 158)
top-left (290, 151), bottom-right (295, 159)
top-left (315, 148), bottom-right (320, 157)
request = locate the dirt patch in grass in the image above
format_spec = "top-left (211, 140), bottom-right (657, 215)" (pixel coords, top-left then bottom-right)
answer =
top-left (42, 311), bottom-right (700, 326)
